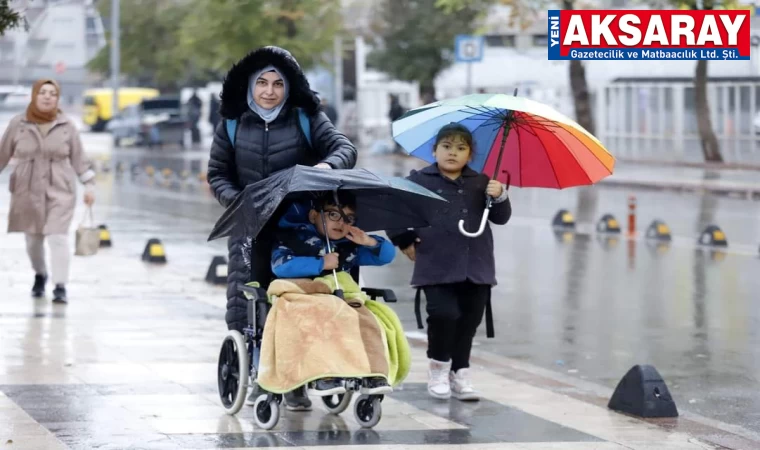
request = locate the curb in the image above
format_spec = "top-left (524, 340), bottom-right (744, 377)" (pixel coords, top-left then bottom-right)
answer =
top-left (599, 177), bottom-right (760, 200)
top-left (617, 158), bottom-right (760, 172)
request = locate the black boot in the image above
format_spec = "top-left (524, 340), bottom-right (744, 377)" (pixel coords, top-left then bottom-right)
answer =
top-left (32, 274), bottom-right (46, 298)
top-left (52, 284), bottom-right (67, 304)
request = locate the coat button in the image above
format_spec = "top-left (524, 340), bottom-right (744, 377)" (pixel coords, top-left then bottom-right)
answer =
top-left (436, 189), bottom-right (443, 194)
top-left (462, 208), bottom-right (468, 213)
top-left (458, 189), bottom-right (464, 194)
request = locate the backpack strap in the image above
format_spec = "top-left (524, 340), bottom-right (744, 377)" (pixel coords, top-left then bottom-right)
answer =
top-left (414, 288), bottom-right (424, 330)
top-left (226, 110), bottom-right (310, 149)
top-left (296, 107), bottom-right (312, 148)
top-left (225, 119), bottom-right (238, 148)
top-left (485, 290), bottom-right (495, 338)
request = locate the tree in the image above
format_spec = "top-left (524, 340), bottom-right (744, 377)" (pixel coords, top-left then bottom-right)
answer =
top-left (178, 0), bottom-right (344, 75)
top-left (674, 0), bottom-right (725, 162)
top-left (0, 0), bottom-right (22, 36)
top-left (437, 0), bottom-right (595, 134)
top-left (560, 0), bottom-right (594, 135)
top-left (88, 0), bottom-right (195, 91)
top-left (368, 0), bottom-right (484, 98)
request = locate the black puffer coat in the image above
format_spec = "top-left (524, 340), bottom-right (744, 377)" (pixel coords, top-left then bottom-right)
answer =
top-left (208, 46), bottom-right (357, 332)
top-left (208, 46), bottom-right (357, 208)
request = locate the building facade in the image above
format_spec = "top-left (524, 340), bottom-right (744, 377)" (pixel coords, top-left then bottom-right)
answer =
top-left (0, 0), bottom-right (106, 104)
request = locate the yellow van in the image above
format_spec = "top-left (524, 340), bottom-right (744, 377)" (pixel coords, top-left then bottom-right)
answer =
top-left (83, 87), bottom-right (160, 131)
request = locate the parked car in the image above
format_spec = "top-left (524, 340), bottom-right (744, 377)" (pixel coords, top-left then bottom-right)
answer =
top-left (83, 87), bottom-right (160, 132)
top-left (140, 97), bottom-right (187, 149)
top-left (106, 104), bottom-right (141, 147)
top-left (107, 96), bottom-right (187, 149)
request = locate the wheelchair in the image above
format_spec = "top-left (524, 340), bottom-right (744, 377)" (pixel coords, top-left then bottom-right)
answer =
top-left (216, 266), bottom-right (398, 430)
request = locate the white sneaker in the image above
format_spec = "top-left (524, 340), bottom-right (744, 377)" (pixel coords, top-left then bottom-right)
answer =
top-left (427, 359), bottom-right (452, 399)
top-left (450, 368), bottom-right (479, 401)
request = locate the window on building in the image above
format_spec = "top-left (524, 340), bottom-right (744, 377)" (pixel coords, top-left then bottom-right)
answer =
top-left (86, 17), bottom-right (97, 32)
top-left (532, 35), bottom-right (548, 46)
top-left (0, 41), bottom-right (14, 62)
top-left (485, 35), bottom-right (515, 47)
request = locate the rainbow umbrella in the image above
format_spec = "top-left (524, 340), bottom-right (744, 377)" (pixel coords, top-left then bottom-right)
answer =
top-left (392, 92), bottom-right (615, 237)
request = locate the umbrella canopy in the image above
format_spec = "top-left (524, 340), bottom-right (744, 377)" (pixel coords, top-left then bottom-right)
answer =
top-left (392, 93), bottom-right (615, 188)
top-left (207, 165), bottom-right (447, 242)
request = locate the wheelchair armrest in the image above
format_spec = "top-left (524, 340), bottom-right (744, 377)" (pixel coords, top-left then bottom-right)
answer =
top-left (362, 287), bottom-right (397, 303)
top-left (237, 284), bottom-right (266, 300)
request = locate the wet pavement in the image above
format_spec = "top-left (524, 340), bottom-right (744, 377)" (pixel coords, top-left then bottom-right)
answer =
top-left (1, 143), bottom-right (760, 448)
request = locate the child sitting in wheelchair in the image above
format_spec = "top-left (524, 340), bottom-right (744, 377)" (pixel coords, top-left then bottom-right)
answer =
top-left (270, 191), bottom-right (396, 403)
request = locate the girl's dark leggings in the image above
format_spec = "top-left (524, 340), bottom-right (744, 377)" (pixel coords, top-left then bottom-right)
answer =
top-left (422, 281), bottom-right (491, 372)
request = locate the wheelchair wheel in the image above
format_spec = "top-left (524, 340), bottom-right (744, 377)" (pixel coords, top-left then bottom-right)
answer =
top-left (322, 391), bottom-right (353, 415)
top-left (253, 394), bottom-right (280, 430)
top-left (217, 330), bottom-right (249, 415)
top-left (354, 394), bottom-right (382, 428)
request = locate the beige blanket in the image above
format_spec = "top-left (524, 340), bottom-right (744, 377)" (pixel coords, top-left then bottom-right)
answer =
top-left (256, 278), bottom-right (390, 393)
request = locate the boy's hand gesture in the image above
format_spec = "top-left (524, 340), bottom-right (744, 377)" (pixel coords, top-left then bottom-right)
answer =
top-left (346, 226), bottom-right (377, 247)
top-left (486, 180), bottom-right (504, 198)
top-left (323, 252), bottom-right (340, 270)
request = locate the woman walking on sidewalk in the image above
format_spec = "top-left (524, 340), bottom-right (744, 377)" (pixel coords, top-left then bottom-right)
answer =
top-left (0, 79), bottom-right (96, 303)
top-left (387, 123), bottom-right (511, 401)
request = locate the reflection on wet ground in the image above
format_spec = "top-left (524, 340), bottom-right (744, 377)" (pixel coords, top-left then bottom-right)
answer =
top-left (4, 148), bottom-right (760, 439)
top-left (104, 150), bottom-right (760, 433)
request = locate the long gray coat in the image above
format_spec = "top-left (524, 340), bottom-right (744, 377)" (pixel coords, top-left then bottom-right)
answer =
top-left (387, 164), bottom-right (512, 287)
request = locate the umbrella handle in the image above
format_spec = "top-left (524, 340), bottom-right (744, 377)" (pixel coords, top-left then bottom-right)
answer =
top-left (458, 198), bottom-right (493, 238)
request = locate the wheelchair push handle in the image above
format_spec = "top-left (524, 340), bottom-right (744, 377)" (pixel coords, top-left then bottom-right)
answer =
top-left (237, 283), bottom-right (266, 300)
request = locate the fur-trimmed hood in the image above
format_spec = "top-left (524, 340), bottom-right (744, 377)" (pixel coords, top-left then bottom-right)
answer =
top-left (219, 46), bottom-right (320, 120)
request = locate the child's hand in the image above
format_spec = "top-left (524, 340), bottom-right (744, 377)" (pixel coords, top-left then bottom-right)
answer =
top-left (323, 252), bottom-right (339, 270)
top-left (401, 238), bottom-right (421, 261)
top-left (486, 180), bottom-right (504, 198)
top-left (346, 226), bottom-right (377, 247)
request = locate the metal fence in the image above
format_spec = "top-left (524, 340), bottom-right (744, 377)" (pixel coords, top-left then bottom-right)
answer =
top-left (596, 78), bottom-right (760, 164)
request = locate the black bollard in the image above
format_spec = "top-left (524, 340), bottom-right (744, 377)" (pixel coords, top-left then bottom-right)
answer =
top-left (645, 220), bottom-right (672, 242)
top-left (205, 256), bottom-right (228, 285)
top-left (596, 213), bottom-right (621, 234)
top-left (608, 365), bottom-right (678, 418)
top-left (698, 225), bottom-right (727, 247)
top-left (552, 209), bottom-right (576, 230)
top-left (98, 224), bottom-right (112, 248)
top-left (142, 238), bottom-right (167, 263)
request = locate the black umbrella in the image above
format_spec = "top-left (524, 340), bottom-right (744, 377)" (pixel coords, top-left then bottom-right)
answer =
top-left (207, 165), bottom-right (447, 243)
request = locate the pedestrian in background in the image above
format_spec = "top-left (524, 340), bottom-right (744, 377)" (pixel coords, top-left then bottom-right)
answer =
top-left (0, 79), bottom-right (96, 303)
top-left (319, 96), bottom-right (338, 124)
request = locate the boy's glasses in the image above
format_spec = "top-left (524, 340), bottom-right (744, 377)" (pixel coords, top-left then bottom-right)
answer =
top-left (324, 210), bottom-right (356, 225)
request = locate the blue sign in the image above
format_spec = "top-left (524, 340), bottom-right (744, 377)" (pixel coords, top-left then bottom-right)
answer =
top-left (455, 35), bottom-right (484, 63)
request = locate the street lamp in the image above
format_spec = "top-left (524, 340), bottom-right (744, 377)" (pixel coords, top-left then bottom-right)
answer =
top-left (110, 0), bottom-right (119, 120)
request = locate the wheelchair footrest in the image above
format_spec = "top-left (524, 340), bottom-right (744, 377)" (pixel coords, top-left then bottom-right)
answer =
top-left (362, 287), bottom-right (397, 303)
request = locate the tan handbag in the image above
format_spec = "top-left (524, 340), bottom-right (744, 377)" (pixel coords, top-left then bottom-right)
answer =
top-left (75, 207), bottom-right (100, 256)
